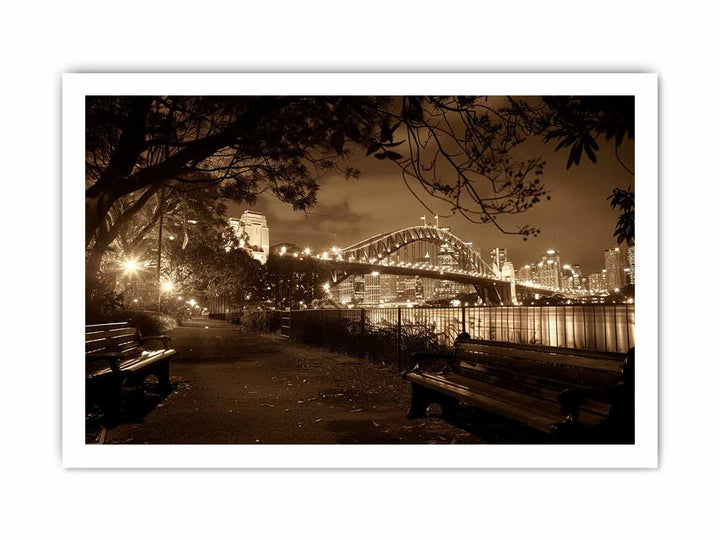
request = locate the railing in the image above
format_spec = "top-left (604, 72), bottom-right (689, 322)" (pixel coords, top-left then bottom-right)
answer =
top-left (222, 304), bottom-right (634, 370)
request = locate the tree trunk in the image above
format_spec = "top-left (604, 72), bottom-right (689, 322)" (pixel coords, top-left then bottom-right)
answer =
top-left (86, 191), bottom-right (119, 248)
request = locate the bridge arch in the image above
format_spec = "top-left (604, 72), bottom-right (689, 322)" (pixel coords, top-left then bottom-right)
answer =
top-left (339, 226), bottom-right (494, 276)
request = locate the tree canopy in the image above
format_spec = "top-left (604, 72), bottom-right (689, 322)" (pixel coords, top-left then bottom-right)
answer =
top-left (85, 95), bottom-right (634, 316)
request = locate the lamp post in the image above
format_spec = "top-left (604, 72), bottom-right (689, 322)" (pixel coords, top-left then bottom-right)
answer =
top-left (158, 280), bottom-right (174, 312)
top-left (155, 185), bottom-right (167, 312)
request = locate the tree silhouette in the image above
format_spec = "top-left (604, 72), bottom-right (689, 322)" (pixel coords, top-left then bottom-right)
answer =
top-left (86, 97), bottom-right (551, 268)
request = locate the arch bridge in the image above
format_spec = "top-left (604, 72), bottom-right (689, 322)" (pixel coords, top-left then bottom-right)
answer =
top-left (271, 225), bottom-right (558, 306)
top-left (340, 225), bottom-right (495, 276)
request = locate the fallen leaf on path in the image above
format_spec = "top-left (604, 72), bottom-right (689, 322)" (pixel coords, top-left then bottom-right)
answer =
top-left (371, 421), bottom-right (380, 427)
top-left (314, 419), bottom-right (323, 423)
top-left (260, 404), bottom-right (275, 408)
top-left (349, 408), bottom-right (363, 413)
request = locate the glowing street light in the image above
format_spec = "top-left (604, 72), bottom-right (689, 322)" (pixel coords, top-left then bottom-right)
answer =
top-left (121, 258), bottom-right (140, 275)
top-left (161, 280), bottom-right (174, 292)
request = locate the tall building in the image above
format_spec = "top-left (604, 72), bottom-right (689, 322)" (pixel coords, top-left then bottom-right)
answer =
top-left (363, 273), bottom-right (381, 305)
top-left (626, 245), bottom-right (635, 285)
top-left (518, 264), bottom-right (533, 283)
top-left (353, 275), bottom-right (365, 303)
top-left (588, 271), bottom-right (607, 292)
top-left (336, 279), bottom-right (355, 304)
top-left (561, 264), bottom-right (583, 291)
top-left (229, 210), bottom-right (270, 264)
top-left (436, 227), bottom-right (460, 298)
top-left (604, 247), bottom-right (626, 291)
top-left (380, 275), bottom-right (398, 303)
top-left (538, 250), bottom-right (561, 289)
top-left (490, 247), bottom-right (507, 278)
top-left (571, 264), bottom-right (583, 290)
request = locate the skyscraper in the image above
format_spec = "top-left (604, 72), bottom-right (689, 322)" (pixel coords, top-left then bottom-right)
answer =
top-left (229, 210), bottom-right (270, 264)
top-left (538, 250), bottom-right (561, 289)
top-left (363, 273), bottom-right (381, 305)
top-left (561, 264), bottom-right (583, 291)
top-left (571, 264), bottom-right (583, 290)
top-left (604, 247), bottom-right (626, 291)
top-left (436, 227), bottom-right (460, 297)
top-left (588, 271), bottom-right (607, 292)
top-left (518, 264), bottom-right (533, 283)
top-left (336, 279), bottom-right (355, 304)
top-left (626, 245), bottom-right (635, 285)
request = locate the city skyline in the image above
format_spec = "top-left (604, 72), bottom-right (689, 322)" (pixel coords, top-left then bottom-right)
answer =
top-left (234, 209), bottom-right (632, 307)
top-left (228, 131), bottom-right (633, 273)
top-left (229, 207), bottom-right (631, 292)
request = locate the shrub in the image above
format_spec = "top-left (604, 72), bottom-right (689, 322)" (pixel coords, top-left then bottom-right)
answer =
top-left (91, 310), bottom-right (178, 336)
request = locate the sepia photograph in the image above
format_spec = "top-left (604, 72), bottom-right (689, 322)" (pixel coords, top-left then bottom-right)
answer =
top-left (64, 73), bottom-right (657, 466)
top-left (7, 2), bottom-right (718, 536)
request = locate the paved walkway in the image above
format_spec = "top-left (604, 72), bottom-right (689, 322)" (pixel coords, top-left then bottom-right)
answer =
top-left (101, 318), bottom-right (486, 444)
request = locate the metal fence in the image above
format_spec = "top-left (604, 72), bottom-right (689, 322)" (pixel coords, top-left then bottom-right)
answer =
top-left (222, 304), bottom-right (634, 370)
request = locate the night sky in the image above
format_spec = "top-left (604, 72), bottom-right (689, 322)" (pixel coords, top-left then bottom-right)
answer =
top-left (228, 125), bottom-right (634, 275)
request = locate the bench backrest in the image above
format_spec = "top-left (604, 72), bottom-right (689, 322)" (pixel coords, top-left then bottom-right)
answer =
top-left (86, 322), bottom-right (143, 359)
top-left (454, 336), bottom-right (626, 374)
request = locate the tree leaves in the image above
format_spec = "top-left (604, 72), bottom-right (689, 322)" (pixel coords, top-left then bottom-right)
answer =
top-left (608, 187), bottom-right (634, 245)
top-left (365, 142), bottom-right (382, 156)
top-left (542, 96), bottom-right (633, 169)
top-left (330, 130), bottom-right (345, 155)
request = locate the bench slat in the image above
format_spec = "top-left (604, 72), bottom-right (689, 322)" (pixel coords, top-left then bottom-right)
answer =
top-left (440, 372), bottom-right (606, 426)
top-left (455, 361), bottom-right (611, 417)
top-left (86, 336), bottom-right (142, 353)
top-left (406, 372), bottom-right (562, 433)
top-left (87, 349), bottom-right (177, 378)
top-left (466, 339), bottom-right (626, 361)
top-left (457, 342), bottom-right (624, 373)
top-left (86, 322), bottom-right (132, 332)
top-left (85, 328), bottom-right (138, 341)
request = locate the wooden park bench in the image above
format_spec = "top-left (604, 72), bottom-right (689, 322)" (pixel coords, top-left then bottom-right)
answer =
top-left (402, 334), bottom-right (634, 443)
top-left (86, 322), bottom-right (178, 417)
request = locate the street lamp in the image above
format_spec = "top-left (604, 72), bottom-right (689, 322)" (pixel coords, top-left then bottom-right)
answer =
top-left (121, 258), bottom-right (140, 276)
top-left (158, 280), bottom-right (175, 312)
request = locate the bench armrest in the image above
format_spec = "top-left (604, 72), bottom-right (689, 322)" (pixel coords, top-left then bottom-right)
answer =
top-left (142, 335), bottom-right (172, 348)
top-left (407, 352), bottom-right (459, 374)
top-left (86, 352), bottom-right (122, 373)
top-left (557, 386), bottom-right (616, 421)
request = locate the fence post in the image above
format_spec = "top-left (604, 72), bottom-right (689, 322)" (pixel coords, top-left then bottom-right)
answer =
top-left (396, 307), bottom-right (402, 370)
top-left (360, 308), bottom-right (366, 359)
top-left (461, 304), bottom-right (466, 333)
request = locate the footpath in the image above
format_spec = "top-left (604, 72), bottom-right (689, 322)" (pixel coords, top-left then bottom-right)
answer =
top-left (100, 317), bottom-right (486, 444)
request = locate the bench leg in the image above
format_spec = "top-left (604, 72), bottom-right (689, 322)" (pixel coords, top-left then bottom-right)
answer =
top-left (156, 361), bottom-right (172, 394)
top-left (439, 396), bottom-right (459, 421)
top-left (100, 379), bottom-right (124, 424)
top-left (408, 383), bottom-right (432, 419)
